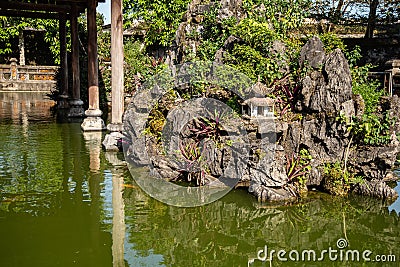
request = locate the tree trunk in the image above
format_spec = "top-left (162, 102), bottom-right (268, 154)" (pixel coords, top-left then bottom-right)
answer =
top-left (365, 0), bottom-right (379, 38)
top-left (333, 0), bottom-right (344, 24)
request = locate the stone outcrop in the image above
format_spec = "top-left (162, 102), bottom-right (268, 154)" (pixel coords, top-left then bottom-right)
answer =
top-left (278, 37), bottom-right (399, 200)
top-left (297, 38), bottom-right (353, 114)
top-left (123, 0), bottom-right (399, 202)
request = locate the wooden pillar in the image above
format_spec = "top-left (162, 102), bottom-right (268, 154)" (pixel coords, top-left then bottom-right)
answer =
top-left (87, 0), bottom-right (99, 111)
top-left (71, 5), bottom-right (80, 101)
top-left (68, 4), bottom-right (84, 117)
top-left (103, 0), bottom-right (124, 150)
top-left (81, 0), bottom-right (105, 130)
top-left (108, 0), bottom-right (124, 132)
top-left (59, 13), bottom-right (68, 100)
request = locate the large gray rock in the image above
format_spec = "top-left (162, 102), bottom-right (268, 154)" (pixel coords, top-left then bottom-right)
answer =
top-left (249, 183), bottom-right (297, 202)
top-left (298, 48), bottom-right (352, 113)
top-left (102, 132), bottom-right (123, 152)
top-left (217, 0), bottom-right (244, 21)
top-left (299, 36), bottom-right (326, 69)
top-left (350, 145), bottom-right (400, 180)
top-left (353, 180), bottom-right (398, 200)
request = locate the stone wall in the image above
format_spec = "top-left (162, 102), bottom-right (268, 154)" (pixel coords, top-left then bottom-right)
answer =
top-left (0, 61), bottom-right (57, 92)
top-left (0, 80), bottom-right (56, 92)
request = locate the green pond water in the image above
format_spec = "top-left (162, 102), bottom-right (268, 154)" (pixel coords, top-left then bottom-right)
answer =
top-left (1, 93), bottom-right (400, 267)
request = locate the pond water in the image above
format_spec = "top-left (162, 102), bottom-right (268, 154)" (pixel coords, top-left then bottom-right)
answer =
top-left (0, 92), bottom-right (400, 267)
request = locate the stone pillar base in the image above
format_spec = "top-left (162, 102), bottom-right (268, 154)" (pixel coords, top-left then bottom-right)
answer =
top-left (107, 123), bottom-right (124, 132)
top-left (68, 99), bottom-right (84, 117)
top-left (58, 94), bottom-right (70, 109)
top-left (81, 109), bottom-right (106, 131)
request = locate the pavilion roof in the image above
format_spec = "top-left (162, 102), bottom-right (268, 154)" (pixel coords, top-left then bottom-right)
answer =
top-left (243, 97), bottom-right (275, 106)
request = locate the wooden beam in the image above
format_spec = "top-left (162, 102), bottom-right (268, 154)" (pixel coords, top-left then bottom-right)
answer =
top-left (56, 0), bottom-right (89, 3)
top-left (0, 2), bottom-right (70, 13)
top-left (58, 0), bottom-right (105, 3)
top-left (0, 10), bottom-right (61, 19)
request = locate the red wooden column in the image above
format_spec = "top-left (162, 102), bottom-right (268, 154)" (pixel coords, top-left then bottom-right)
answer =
top-left (68, 4), bottom-right (84, 117)
top-left (81, 0), bottom-right (106, 130)
top-left (108, 0), bottom-right (124, 131)
top-left (58, 12), bottom-right (69, 108)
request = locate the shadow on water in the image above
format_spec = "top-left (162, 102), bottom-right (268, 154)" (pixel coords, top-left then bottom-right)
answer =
top-left (0, 93), bottom-right (399, 267)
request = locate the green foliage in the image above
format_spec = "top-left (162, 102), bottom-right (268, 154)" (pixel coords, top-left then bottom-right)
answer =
top-left (352, 78), bottom-right (383, 115)
top-left (98, 36), bottom-right (165, 94)
top-left (222, 16), bottom-right (289, 85)
top-left (0, 17), bottom-right (60, 63)
top-left (231, 18), bottom-right (277, 49)
top-left (286, 148), bottom-right (312, 191)
top-left (350, 112), bottom-right (395, 146)
top-left (318, 32), bottom-right (347, 53)
top-left (242, 0), bottom-right (311, 36)
top-left (143, 108), bottom-right (166, 139)
top-left (196, 6), bottom-right (236, 61)
top-left (194, 0), bottom-right (308, 86)
top-left (124, 40), bottom-right (165, 94)
top-left (321, 161), bottom-right (366, 196)
top-left (346, 46), bottom-right (383, 115)
top-left (179, 139), bottom-right (202, 163)
top-left (345, 46), bottom-right (382, 114)
top-left (223, 14), bottom-right (306, 85)
top-left (322, 162), bottom-right (351, 196)
top-left (123, 0), bottom-right (192, 47)
top-left (225, 44), bottom-right (284, 85)
top-left (328, 45), bottom-right (395, 147)
top-left (97, 29), bottom-right (111, 93)
top-left (338, 110), bottom-right (395, 146)
top-left (226, 95), bottom-right (241, 114)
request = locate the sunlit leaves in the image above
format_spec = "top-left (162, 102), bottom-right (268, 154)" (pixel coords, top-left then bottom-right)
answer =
top-left (0, 17), bottom-right (61, 64)
top-left (123, 0), bottom-right (191, 47)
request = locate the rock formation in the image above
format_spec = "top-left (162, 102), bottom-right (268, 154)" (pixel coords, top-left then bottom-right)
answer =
top-left (123, 1), bottom-right (399, 202)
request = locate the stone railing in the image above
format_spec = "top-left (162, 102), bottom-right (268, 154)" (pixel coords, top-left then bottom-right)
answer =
top-left (0, 58), bottom-right (58, 92)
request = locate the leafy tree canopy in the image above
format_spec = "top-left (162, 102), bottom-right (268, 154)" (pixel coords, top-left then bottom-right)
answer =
top-left (123, 0), bottom-right (192, 47)
top-left (0, 17), bottom-right (61, 63)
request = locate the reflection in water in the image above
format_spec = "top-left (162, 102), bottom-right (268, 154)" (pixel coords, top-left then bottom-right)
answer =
top-left (0, 92), bottom-right (56, 123)
top-left (123, 185), bottom-right (400, 267)
top-left (105, 153), bottom-right (126, 267)
top-left (83, 132), bottom-right (103, 173)
top-left (0, 96), bottom-right (399, 267)
top-left (0, 123), bottom-right (112, 267)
